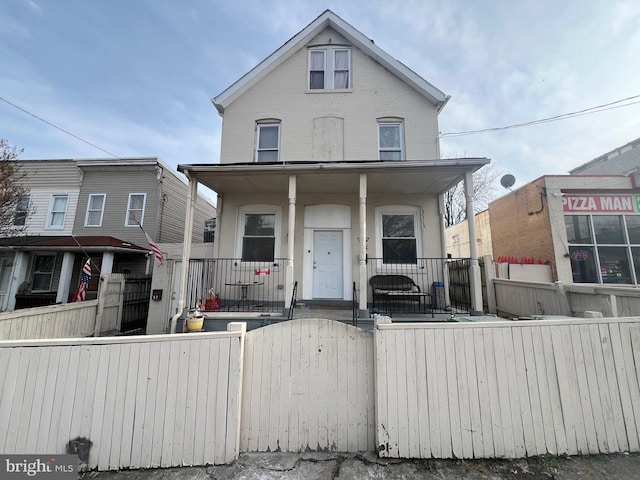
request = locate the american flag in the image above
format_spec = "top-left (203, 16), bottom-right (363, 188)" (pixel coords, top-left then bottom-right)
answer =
top-left (144, 231), bottom-right (164, 266)
top-left (72, 259), bottom-right (92, 302)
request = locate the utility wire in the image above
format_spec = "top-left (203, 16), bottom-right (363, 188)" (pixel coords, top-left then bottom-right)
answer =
top-left (0, 96), bottom-right (123, 159)
top-left (440, 94), bottom-right (640, 138)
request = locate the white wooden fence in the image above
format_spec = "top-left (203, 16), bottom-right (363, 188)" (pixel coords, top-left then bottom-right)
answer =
top-left (493, 278), bottom-right (640, 318)
top-left (0, 275), bottom-right (129, 340)
top-left (0, 300), bottom-right (98, 340)
top-left (240, 319), bottom-right (375, 453)
top-left (1, 317), bottom-right (639, 471)
top-left (0, 325), bottom-right (245, 469)
top-left (375, 316), bottom-right (640, 458)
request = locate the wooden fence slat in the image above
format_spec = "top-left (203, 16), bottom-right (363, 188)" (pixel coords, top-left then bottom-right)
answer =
top-left (542, 326), bottom-right (568, 454)
top-left (160, 341), bottom-right (180, 468)
top-left (571, 325), bottom-right (599, 454)
top-left (8, 349), bottom-right (34, 454)
top-left (415, 329), bottom-right (431, 457)
top-left (404, 329), bottom-right (420, 458)
top-left (35, 347), bottom-right (61, 453)
top-left (108, 344), bottom-right (129, 470)
top-left (140, 342), bottom-right (162, 468)
top-left (214, 337), bottom-right (231, 464)
top-left (0, 349), bottom-right (21, 452)
top-left (445, 329), bottom-right (463, 459)
top-left (24, 348), bottom-right (50, 452)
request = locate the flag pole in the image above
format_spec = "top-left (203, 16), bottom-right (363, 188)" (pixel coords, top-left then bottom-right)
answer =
top-left (70, 235), bottom-right (101, 275)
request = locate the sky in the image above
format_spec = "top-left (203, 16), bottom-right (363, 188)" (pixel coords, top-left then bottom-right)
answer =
top-left (1, 0), bottom-right (640, 202)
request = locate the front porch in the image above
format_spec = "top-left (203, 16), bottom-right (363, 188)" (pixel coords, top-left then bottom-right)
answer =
top-left (182, 256), bottom-right (473, 331)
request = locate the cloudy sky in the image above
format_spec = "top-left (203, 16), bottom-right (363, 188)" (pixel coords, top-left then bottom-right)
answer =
top-left (1, 0), bottom-right (639, 199)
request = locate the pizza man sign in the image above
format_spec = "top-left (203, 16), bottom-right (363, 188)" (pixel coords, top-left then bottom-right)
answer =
top-left (562, 194), bottom-right (640, 213)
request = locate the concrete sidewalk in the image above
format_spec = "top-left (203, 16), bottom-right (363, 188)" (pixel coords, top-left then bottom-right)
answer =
top-left (80, 451), bottom-right (640, 479)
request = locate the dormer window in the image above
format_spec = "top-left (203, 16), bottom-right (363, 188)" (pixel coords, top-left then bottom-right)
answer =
top-left (308, 47), bottom-right (351, 90)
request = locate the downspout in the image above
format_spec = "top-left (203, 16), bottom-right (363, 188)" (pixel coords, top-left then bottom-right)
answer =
top-left (285, 175), bottom-right (296, 311)
top-left (464, 170), bottom-right (483, 314)
top-left (171, 171), bottom-right (197, 334)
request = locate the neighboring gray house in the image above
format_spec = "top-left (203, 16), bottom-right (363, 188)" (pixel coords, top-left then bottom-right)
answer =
top-left (570, 136), bottom-right (640, 176)
top-left (0, 157), bottom-right (216, 311)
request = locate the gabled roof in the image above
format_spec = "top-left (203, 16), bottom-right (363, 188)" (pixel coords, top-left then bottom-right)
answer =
top-left (213, 9), bottom-right (450, 115)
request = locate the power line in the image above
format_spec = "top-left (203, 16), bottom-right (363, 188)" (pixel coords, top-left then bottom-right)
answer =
top-left (440, 94), bottom-right (640, 138)
top-left (0, 96), bottom-right (123, 159)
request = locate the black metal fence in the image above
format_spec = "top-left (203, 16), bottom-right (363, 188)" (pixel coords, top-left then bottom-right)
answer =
top-left (121, 274), bottom-right (152, 333)
top-left (187, 258), bottom-right (287, 313)
top-left (365, 257), bottom-right (472, 315)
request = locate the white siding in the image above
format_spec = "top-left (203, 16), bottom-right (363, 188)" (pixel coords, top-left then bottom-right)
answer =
top-left (220, 29), bottom-right (440, 164)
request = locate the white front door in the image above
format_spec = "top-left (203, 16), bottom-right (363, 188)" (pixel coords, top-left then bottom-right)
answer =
top-left (313, 230), bottom-right (343, 298)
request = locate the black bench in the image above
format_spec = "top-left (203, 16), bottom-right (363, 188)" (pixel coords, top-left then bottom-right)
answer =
top-left (369, 275), bottom-right (433, 317)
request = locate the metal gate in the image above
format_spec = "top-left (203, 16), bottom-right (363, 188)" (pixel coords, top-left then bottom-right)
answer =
top-left (121, 275), bottom-right (152, 333)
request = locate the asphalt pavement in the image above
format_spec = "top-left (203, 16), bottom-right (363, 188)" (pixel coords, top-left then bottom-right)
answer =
top-left (80, 451), bottom-right (640, 479)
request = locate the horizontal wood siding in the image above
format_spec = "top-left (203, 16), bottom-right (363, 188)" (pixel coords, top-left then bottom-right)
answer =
top-left (0, 330), bottom-right (245, 469)
top-left (375, 318), bottom-right (640, 458)
top-left (240, 319), bottom-right (375, 453)
top-left (74, 167), bottom-right (160, 246)
top-left (0, 301), bottom-right (98, 340)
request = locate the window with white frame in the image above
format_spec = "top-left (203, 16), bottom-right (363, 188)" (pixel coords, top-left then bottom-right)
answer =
top-left (126, 193), bottom-right (146, 226)
top-left (256, 123), bottom-right (280, 163)
top-left (85, 194), bottom-right (106, 227)
top-left (378, 121), bottom-right (404, 161)
top-left (47, 195), bottom-right (68, 229)
top-left (237, 206), bottom-right (280, 262)
top-left (32, 254), bottom-right (56, 292)
top-left (376, 207), bottom-right (421, 264)
top-left (14, 195), bottom-right (30, 226)
top-left (308, 47), bottom-right (351, 90)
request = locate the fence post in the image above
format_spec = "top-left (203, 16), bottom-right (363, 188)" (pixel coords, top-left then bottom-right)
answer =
top-left (94, 276), bottom-right (107, 336)
top-left (483, 255), bottom-right (497, 314)
top-left (117, 276), bottom-right (126, 332)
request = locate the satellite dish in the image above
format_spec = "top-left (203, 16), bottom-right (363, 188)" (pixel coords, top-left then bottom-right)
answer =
top-left (500, 174), bottom-right (516, 190)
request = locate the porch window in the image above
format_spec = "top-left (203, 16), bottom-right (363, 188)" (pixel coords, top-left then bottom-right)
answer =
top-left (47, 195), bottom-right (68, 229)
top-left (378, 122), bottom-right (404, 161)
top-left (381, 213), bottom-right (417, 264)
top-left (85, 194), bottom-right (106, 227)
top-left (256, 123), bottom-right (280, 163)
top-left (242, 213), bottom-right (276, 262)
top-left (32, 254), bottom-right (56, 292)
top-left (308, 47), bottom-right (351, 90)
top-left (14, 196), bottom-right (30, 226)
top-left (126, 193), bottom-right (146, 226)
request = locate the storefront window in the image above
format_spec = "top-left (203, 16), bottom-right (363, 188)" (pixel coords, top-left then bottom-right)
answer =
top-left (593, 215), bottom-right (625, 244)
top-left (565, 215), bottom-right (592, 244)
top-left (598, 246), bottom-right (632, 284)
top-left (626, 216), bottom-right (640, 244)
top-left (569, 246), bottom-right (597, 283)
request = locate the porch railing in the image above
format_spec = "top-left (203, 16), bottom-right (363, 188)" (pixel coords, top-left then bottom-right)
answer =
top-left (187, 258), bottom-right (287, 313)
top-left (365, 257), bottom-right (472, 315)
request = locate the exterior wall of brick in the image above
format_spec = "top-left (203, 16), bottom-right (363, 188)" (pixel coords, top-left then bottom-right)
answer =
top-left (219, 28), bottom-right (440, 164)
top-left (489, 178), bottom-right (557, 279)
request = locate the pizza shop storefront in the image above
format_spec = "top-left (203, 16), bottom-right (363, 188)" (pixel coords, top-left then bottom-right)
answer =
top-left (563, 193), bottom-right (640, 284)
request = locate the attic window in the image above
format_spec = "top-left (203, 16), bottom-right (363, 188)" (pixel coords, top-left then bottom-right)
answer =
top-left (308, 47), bottom-right (351, 90)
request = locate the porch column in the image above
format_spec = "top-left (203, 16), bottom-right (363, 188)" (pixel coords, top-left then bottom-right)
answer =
top-left (56, 252), bottom-right (75, 304)
top-left (7, 252), bottom-right (29, 311)
top-left (359, 173), bottom-right (368, 314)
top-left (101, 252), bottom-right (114, 275)
top-left (285, 175), bottom-right (296, 310)
top-left (465, 170), bottom-right (483, 314)
top-left (172, 172), bottom-right (197, 333)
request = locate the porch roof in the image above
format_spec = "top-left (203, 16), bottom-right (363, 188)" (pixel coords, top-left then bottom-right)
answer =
top-left (0, 236), bottom-right (149, 254)
top-left (178, 158), bottom-right (490, 196)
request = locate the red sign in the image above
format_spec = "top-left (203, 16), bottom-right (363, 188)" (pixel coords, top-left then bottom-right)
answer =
top-left (254, 269), bottom-right (271, 276)
top-left (562, 194), bottom-right (636, 213)
top-left (571, 250), bottom-right (589, 261)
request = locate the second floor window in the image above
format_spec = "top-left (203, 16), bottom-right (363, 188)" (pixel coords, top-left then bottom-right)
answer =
top-left (308, 47), bottom-right (351, 90)
top-left (378, 122), bottom-right (404, 161)
top-left (85, 194), bottom-right (106, 227)
top-left (47, 195), bottom-right (68, 229)
top-left (256, 124), bottom-right (280, 163)
top-left (126, 193), bottom-right (146, 226)
top-left (14, 196), bottom-right (30, 226)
